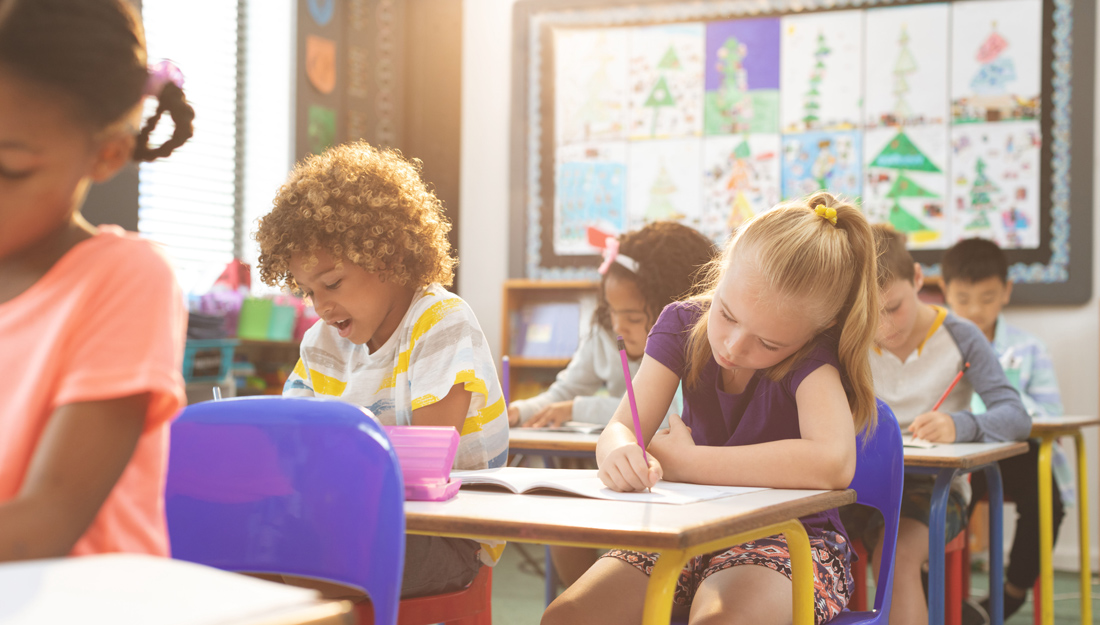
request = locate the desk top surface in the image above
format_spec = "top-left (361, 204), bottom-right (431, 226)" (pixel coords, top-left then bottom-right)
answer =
top-left (0, 554), bottom-right (351, 625)
top-left (405, 487), bottom-right (854, 551)
top-left (508, 428), bottom-right (601, 451)
top-left (903, 441), bottom-right (1029, 469)
top-left (1030, 415), bottom-right (1100, 433)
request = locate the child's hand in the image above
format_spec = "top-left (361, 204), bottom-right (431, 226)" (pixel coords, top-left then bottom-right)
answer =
top-left (908, 411), bottom-right (957, 443)
top-left (523, 400), bottom-right (573, 428)
top-left (648, 414), bottom-right (694, 481)
top-left (507, 405), bottom-right (521, 426)
top-left (598, 442), bottom-right (662, 492)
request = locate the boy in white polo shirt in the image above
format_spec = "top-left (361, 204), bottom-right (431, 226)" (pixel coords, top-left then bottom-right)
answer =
top-left (848, 225), bottom-right (1029, 625)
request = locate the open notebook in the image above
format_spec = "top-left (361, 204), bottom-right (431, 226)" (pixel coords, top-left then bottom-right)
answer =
top-left (901, 435), bottom-right (937, 449)
top-left (453, 467), bottom-right (766, 505)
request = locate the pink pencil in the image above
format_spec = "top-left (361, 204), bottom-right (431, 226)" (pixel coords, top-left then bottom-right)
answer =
top-left (617, 336), bottom-right (650, 485)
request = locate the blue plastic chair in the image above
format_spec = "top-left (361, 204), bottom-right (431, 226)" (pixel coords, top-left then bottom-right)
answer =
top-left (830, 399), bottom-right (904, 625)
top-left (165, 396), bottom-right (405, 625)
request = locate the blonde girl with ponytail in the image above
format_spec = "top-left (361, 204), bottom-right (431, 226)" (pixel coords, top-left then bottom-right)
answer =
top-left (542, 192), bottom-right (880, 625)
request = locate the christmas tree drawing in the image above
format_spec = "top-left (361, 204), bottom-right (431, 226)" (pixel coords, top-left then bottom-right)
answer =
top-left (802, 31), bottom-right (831, 130)
top-left (644, 74), bottom-right (676, 137)
top-left (728, 192), bottom-right (755, 230)
top-left (723, 140), bottom-right (754, 228)
top-left (712, 37), bottom-right (750, 131)
top-left (968, 158), bottom-right (998, 211)
top-left (971, 23), bottom-right (1016, 95)
top-left (658, 45), bottom-right (682, 71)
top-left (869, 131), bottom-right (941, 235)
top-left (646, 161), bottom-right (679, 220)
top-left (893, 25), bottom-right (917, 123)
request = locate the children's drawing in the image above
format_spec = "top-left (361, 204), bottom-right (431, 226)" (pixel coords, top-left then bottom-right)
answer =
top-left (628, 24), bottom-right (705, 140)
top-left (702, 134), bottom-right (781, 242)
top-left (949, 121), bottom-right (1041, 248)
top-left (555, 29), bottom-right (630, 145)
top-left (951, 0), bottom-right (1041, 123)
top-left (554, 143), bottom-right (628, 255)
top-left (704, 18), bottom-right (781, 135)
top-left (781, 131), bottom-right (861, 201)
top-left (626, 139), bottom-right (702, 231)
top-left (862, 125), bottom-right (949, 248)
top-left (780, 11), bottom-right (863, 134)
top-left (863, 4), bottom-right (949, 128)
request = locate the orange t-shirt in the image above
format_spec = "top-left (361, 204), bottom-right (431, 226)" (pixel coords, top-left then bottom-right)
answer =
top-left (0, 225), bottom-right (186, 556)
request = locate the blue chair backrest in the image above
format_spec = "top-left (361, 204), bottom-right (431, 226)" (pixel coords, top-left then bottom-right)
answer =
top-left (829, 398), bottom-right (904, 625)
top-left (165, 396), bottom-right (405, 625)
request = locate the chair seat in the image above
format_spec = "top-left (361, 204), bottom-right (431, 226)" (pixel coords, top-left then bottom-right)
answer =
top-left (356, 566), bottom-right (493, 625)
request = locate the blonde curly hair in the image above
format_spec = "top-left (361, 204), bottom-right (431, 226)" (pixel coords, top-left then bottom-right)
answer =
top-left (256, 141), bottom-right (456, 290)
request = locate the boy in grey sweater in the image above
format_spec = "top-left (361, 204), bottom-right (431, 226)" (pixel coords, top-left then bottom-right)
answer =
top-left (852, 225), bottom-right (1029, 625)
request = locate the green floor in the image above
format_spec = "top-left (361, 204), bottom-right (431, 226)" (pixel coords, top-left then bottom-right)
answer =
top-left (491, 544), bottom-right (1100, 624)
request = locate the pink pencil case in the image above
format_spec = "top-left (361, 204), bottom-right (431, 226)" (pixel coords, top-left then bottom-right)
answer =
top-left (382, 425), bottom-right (462, 501)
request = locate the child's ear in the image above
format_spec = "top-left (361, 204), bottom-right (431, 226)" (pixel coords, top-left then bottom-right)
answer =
top-left (89, 132), bottom-right (136, 183)
top-left (911, 262), bottom-right (924, 292)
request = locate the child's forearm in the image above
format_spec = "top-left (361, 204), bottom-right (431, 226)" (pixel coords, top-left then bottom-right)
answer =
top-left (0, 497), bottom-right (82, 561)
top-left (596, 420), bottom-right (645, 466)
top-left (674, 439), bottom-right (855, 490)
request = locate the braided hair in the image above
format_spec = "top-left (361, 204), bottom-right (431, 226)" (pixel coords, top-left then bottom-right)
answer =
top-left (593, 221), bottom-right (718, 332)
top-left (0, 0), bottom-right (194, 161)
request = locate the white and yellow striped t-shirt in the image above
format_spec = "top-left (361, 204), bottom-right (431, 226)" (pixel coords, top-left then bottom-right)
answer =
top-left (283, 283), bottom-right (509, 564)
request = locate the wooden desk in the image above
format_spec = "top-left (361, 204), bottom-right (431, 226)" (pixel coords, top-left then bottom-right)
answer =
top-left (406, 486), bottom-right (855, 625)
top-left (1029, 416), bottom-right (1097, 625)
top-left (509, 428), bottom-right (600, 457)
top-left (0, 553), bottom-right (353, 625)
top-left (904, 441), bottom-right (1029, 625)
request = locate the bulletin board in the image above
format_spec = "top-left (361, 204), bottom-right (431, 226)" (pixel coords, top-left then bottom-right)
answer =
top-left (294, 0), bottom-right (405, 162)
top-left (509, 0), bottom-right (1095, 305)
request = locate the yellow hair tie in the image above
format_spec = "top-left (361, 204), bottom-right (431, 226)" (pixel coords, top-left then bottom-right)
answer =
top-left (815, 205), bottom-right (838, 226)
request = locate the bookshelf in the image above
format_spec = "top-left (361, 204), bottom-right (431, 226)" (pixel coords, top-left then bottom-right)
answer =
top-left (501, 279), bottom-right (599, 402)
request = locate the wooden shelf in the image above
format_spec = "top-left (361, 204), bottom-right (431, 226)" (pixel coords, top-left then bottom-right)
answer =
top-left (237, 338), bottom-right (300, 348)
top-left (504, 279), bottom-right (599, 291)
top-left (508, 357), bottom-right (572, 368)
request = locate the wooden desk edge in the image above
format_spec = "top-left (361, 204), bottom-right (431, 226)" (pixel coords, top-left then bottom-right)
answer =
top-left (406, 489), bottom-right (855, 552)
top-left (252, 599), bottom-right (355, 625)
top-left (1030, 419), bottom-right (1100, 435)
top-left (904, 441), bottom-right (1029, 469)
top-left (509, 439), bottom-right (600, 453)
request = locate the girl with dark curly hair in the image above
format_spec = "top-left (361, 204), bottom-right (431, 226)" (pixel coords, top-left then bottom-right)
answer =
top-left (256, 141), bottom-right (508, 598)
top-left (0, 0), bottom-right (194, 561)
top-left (509, 221), bottom-right (718, 430)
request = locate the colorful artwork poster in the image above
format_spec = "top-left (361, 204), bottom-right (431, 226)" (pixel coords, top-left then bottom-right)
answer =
top-left (626, 139), bottom-right (702, 231)
top-left (628, 24), bottom-right (705, 140)
top-left (863, 125), bottom-right (950, 248)
top-left (781, 130), bottom-right (861, 201)
top-left (949, 121), bottom-right (1041, 249)
top-left (555, 28), bottom-right (630, 146)
top-left (951, 0), bottom-right (1041, 124)
top-left (780, 11), bottom-right (863, 134)
top-left (703, 18), bottom-right (781, 136)
top-left (554, 143), bottom-right (628, 255)
top-left (702, 134), bottom-right (781, 243)
top-left (863, 4), bottom-right (949, 129)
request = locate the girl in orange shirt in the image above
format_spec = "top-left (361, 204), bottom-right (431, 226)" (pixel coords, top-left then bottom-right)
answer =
top-left (0, 0), bottom-right (195, 560)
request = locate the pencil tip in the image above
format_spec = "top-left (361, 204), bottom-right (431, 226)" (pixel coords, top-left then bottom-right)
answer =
top-left (617, 336), bottom-right (626, 351)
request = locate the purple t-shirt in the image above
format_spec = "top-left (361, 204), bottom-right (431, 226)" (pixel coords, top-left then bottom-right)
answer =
top-left (646, 301), bottom-right (849, 541)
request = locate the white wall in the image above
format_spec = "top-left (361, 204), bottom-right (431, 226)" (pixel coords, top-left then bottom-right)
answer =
top-left (459, 0), bottom-right (1099, 571)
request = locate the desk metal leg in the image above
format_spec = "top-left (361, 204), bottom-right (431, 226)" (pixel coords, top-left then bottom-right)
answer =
top-left (1072, 432), bottom-right (1092, 625)
top-left (983, 463), bottom-right (1005, 625)
top-left (927, 470), bottom-right (956, 625)
top-left (1037, 438), bottom-right (1054, 625)
top-left (644, 548), bottom-right (687, 625)
top-left (544, 545), bottom-right (557, 607)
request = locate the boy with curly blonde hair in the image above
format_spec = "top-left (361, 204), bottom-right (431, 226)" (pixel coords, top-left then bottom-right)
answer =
top-left (256, 142), bottom-right (508, 597)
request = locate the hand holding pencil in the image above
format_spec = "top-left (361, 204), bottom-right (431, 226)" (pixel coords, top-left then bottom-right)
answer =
top-left (908, 362), bottom-right (969, 443)
top-left (596, 336), bottom-right (662, 492)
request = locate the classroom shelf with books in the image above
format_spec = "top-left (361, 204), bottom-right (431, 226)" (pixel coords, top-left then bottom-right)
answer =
top-left (501, 279), bottom-right (599, 402)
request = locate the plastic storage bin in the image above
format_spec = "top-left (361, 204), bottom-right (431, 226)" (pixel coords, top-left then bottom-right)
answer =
top-left (182, 339), bottom-right (239, 383)
top-left (237, 298), bottom-right (273, 340)
top-left (267, 304), bottom-right (298, 341)
top-left (382, 425), bottom-right (461, 501)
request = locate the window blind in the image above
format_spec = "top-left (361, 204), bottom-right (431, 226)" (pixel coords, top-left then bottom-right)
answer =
top-left (138, 0), bottom-right (244, 293)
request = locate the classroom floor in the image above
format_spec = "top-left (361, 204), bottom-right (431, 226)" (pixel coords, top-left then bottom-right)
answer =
top-left (491, 544), bottom-right (1100, 624)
